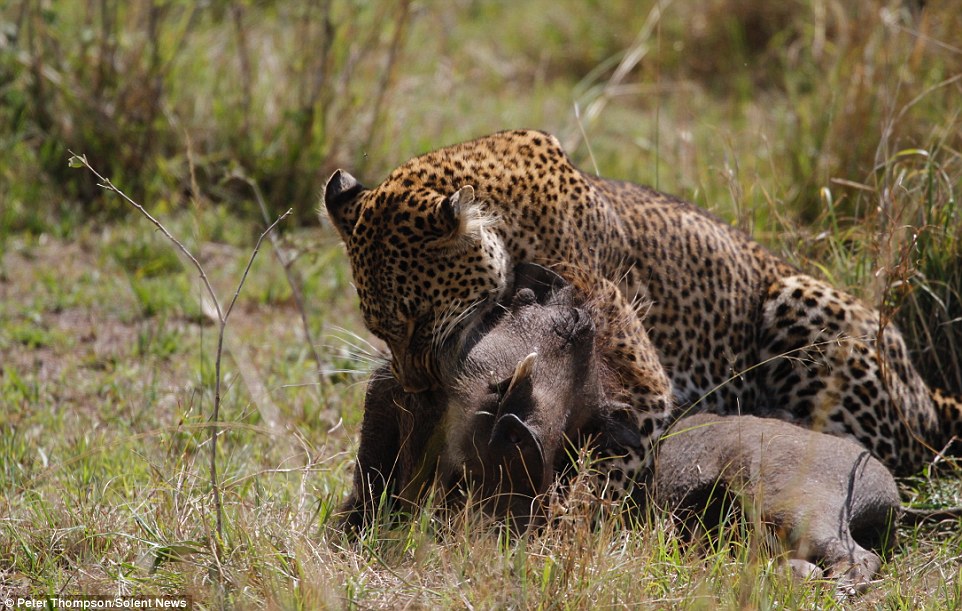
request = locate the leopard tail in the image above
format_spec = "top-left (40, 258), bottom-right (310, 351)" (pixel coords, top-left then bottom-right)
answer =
top-left (931, 387), bottom-right (962, 457)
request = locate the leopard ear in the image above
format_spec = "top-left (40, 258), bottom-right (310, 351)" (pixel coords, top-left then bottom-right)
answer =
top-left (430, 185), bottom-right (476, 243)
top-left (323, 170), bottom-right (366, 241)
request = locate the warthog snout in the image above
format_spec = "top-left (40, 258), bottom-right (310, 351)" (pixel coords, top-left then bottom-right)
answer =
top-left (461, 353), bottom-right (548, 519)
top-left (434, 264), bottom-right (618, 529)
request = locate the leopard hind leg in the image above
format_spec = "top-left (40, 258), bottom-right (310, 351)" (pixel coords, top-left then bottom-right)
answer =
top-left (756, 274), bottom-right (941, 475)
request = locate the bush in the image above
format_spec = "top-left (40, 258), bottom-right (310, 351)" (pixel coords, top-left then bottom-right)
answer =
top-left (0, 0), bottom-right (414, 225)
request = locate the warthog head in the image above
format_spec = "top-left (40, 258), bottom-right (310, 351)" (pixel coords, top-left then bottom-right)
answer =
top-left (437, 263), bottom-right (622, 522)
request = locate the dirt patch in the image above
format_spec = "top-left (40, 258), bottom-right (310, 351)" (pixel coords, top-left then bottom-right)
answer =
top-left (0, 232), bottom-right (371, 433)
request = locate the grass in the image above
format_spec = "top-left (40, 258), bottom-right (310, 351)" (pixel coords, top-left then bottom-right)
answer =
top-left (1, 0), bottom-right (961, 608)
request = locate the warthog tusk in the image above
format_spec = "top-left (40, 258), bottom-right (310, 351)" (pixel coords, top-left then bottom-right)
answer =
top-left (506, 352), bottom-right (538, 398)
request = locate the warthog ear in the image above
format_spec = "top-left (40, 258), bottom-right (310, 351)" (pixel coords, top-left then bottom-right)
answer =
top-left (323, 170), bottom-right (366, 241)
top-left (513, 263), bottom-right (568, 304)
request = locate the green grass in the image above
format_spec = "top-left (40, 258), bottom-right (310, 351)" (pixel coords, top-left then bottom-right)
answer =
top-left (1, 0), bottom-right (961, 608)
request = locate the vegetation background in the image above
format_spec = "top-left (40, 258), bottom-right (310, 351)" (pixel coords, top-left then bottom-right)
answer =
top-left (1, 0), bottom-right (960, 607)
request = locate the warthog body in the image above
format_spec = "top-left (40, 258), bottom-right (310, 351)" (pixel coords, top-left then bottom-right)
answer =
top-left (341, 263), bottom-right (900, 590)
top-left (654, 412), bottom-right (899, 590)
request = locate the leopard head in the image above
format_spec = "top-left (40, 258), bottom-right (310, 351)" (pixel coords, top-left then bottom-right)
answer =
top-left (324, 168), bottom-right (510, 392)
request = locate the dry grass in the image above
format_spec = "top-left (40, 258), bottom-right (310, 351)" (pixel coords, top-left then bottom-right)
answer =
top-left (1, 0), bottom-right (961, 608)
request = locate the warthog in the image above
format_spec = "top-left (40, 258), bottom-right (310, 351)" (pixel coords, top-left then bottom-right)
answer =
top-left (340, 263), bottom-right (903, 591)
top-left (654, 412), bottom-right (898, 590)
top-left (340, 262), bottom-right (623, 528)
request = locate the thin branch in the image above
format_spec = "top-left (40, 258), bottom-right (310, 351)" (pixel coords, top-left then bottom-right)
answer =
top-left (68, 151), bottom-right (224, 322)
top-left (210, 207), bottom-right (291, 541)
top-left (224, 208), bottom-right (293, 322)
top-left (68, 151), bottom-right (291, 570)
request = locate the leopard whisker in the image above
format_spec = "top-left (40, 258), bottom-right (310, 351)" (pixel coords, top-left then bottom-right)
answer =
top-left (435, 297), bottom-right (487, 358)
top-left (317, 342), bottom-right (384, 368)
top-left (325, 325), bottom-right (385, 360)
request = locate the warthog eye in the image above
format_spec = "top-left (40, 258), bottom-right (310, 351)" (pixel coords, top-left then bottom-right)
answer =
top-left (489, 376), bottom-right (511, 398)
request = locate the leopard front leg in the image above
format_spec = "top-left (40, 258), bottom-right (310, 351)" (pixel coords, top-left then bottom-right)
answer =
top-left (565, 269), bottom-right (676, 497)
top-left (339, 365), bottom-right (446, 531)
top-left (757, 274), bottom-right (941, 474)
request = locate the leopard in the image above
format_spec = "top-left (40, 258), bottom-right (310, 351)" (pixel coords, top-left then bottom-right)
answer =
top-left (323, 129), bottom-right (962, 476)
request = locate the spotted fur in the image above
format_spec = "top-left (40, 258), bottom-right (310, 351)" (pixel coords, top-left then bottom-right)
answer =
top-left (324, 129), bottom-right (962, 475)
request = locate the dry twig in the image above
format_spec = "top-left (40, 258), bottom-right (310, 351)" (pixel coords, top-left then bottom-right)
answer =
top-left (68, 151), bottom-right (291, 568)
